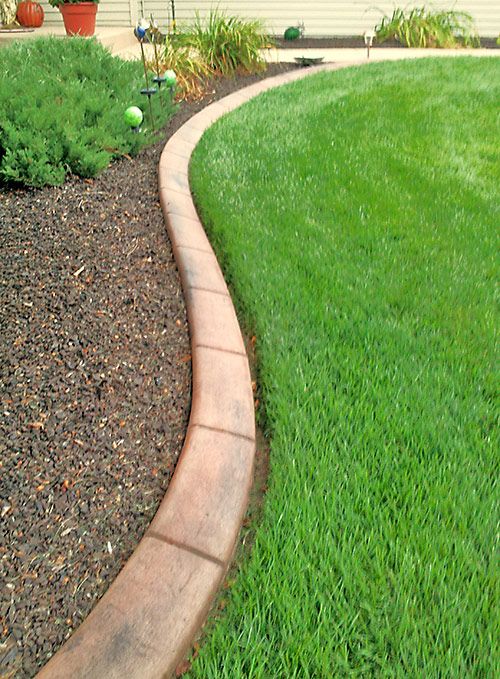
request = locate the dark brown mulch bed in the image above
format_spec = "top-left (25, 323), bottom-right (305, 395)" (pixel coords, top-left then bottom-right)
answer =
top-left (274, 35), bottom-right (500, 49)
top-left (0, 62), bottom-right (296, 679)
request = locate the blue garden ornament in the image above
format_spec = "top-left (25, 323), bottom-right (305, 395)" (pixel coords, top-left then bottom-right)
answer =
top-left (134, 17), bottom-right (148, 40)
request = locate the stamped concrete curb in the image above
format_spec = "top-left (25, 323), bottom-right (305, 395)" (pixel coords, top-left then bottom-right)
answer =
top-left (37, 61), bottom-right (361, 679)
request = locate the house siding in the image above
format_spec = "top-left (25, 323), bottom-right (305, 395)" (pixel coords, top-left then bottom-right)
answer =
top-left (40, 0), bottom-right (134, 26)
top-left (145, 1), bottom-right (500, 38)
top-left (41, 1), bottom-right (500, 38)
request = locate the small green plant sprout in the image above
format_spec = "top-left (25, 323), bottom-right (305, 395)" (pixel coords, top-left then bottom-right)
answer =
top-left (48, 0), bottom-right (99, 5)
top-left (48, 0), bottom-right (100, 7)
top-left (124, 105), bottom-right (143, 133)
top-left (374, 6), bottom-right (480, 48)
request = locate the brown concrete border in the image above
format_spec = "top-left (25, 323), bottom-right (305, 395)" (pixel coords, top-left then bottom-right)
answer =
top-left (37, 61), bottom-right (361, 679)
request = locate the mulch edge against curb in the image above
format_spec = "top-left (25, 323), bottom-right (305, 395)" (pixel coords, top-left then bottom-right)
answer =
top-left (36, 60), bottom-right (362, 679)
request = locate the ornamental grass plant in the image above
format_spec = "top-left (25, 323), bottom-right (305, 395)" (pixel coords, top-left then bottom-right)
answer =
top-left (375, 6), bottom-right (479, 48)
top-left (0, 37), bottom-right (174, 187)
top-left (158, 35), bottom-right (211, 100)
top-left (159, 8), bottom-right (270, 97)
top-left (185, 10), bottom-right (269, 76)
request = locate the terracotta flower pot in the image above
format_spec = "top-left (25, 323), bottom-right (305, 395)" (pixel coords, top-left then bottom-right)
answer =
top-left (17, 0), bottom-right (44, 27)
top-left (59, 2), bottom-right (98, 37)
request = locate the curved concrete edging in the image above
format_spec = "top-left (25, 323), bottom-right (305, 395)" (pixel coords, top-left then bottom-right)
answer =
top-left (37, 60), bottom-right (362, 679)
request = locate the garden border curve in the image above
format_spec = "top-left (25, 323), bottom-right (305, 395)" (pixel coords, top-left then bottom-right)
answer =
top-left (37, 60), bottom-right (359, 679)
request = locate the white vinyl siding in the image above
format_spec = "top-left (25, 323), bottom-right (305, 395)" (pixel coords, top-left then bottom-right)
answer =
top-left (41, 1), bottom-right (500, 37)
top-left (140, 1), bottom-right (500, 38)
top-left (41, 0), bottom-right (135, 26)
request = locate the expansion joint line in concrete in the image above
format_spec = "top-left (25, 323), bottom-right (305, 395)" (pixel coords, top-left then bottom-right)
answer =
top-left (191, 422), bottom-right (256, 444)
top-left (146, 532), bottom-right (225, 568)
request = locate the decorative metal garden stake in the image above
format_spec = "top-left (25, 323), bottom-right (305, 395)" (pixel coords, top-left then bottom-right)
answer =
top-left (170, 0), bottom-right (176, 34)
top-left (149, 16), bottom-right (166, 105)
top-left (136, 21), bottom-right (156, 130)
top-left (364, 30), bottom-right (375, 59)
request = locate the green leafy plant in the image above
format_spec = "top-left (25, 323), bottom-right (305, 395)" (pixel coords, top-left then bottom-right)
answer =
top-left (0, 37), bottom-right (174, 187)
top-left (184, 10), bottom-right (270, 76)
top-left (157, 10), bottom-right (272, 98)
top-left (375, 6), bottom-right (479, 48)
top-left (157, 35), bottom-right (211, 100)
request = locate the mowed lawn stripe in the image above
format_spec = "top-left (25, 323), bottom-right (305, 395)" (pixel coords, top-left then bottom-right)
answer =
top-left (188, 58), bottom-right (499, 677)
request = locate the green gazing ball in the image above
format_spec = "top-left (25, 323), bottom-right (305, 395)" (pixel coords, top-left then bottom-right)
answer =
top-left (284, 26), bottom-right (301, 41)
top-left (164, 70), bottom-right (177, 87)
top-left (124, 106), bottom-right (143, 128)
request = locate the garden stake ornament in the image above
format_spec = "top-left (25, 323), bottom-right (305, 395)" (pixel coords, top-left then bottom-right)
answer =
top-left (169, 0), bottom-right (176, 34)
top-left (136, 19), bottom-right (156, 129)
top-left (148, 15), bottom-right (167, 105)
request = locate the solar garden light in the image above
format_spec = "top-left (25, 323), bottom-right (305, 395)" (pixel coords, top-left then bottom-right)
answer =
top-left (364, 30), bottom-right (375, 59)
top-left (148, 15), bottom-right (167, 104)
top-left (124, 106), bottom-right (144, 134)
top-left (135, 19), bottom-right (157, 130)
top-left (164, 69), bottom-right (177, 98)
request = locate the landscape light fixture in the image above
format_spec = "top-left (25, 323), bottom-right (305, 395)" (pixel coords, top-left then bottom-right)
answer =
top-left (364, 30), bottom-right (375, 59)
top-left (124, 106), bottom-right (144, 134)
top-left (163, 69), bottom-right (177, 97)
top-left (135, 19), bottom-right (157, 129)
top-left (149, 15), bottom-right (167, 105)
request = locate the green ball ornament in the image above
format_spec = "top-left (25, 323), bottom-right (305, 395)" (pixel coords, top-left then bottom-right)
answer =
top-left (164, 70), bottom-right (177, 88)
top-left (124, 106), bottom-right (143, 128)
top-left (284, 26), bottom-right (301, 41)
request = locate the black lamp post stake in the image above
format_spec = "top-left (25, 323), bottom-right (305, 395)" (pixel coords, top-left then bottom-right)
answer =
top-left (139, 41), bottom-right (156, 128)
top-left (170, 0), bottom-right (176, 34)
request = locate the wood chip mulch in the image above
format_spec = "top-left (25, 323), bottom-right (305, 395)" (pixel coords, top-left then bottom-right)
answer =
top-left (0, 63), bottom-right (296, 678)
top-left (274, 35), bottom-right (500, 49)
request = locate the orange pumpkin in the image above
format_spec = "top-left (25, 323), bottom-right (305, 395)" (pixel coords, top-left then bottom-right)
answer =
top-left (16, 1), bottom-right (45, 28)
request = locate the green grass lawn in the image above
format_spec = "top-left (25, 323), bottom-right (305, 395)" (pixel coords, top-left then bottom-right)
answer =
top-left (189, 58), bottom-right (499, 677)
